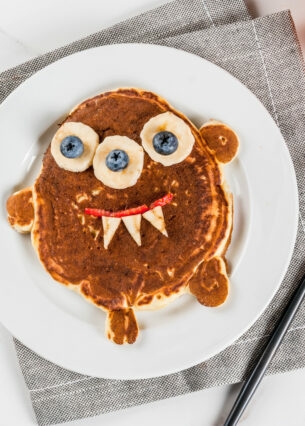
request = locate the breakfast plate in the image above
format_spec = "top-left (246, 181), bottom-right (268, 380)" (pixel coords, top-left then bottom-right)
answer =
top-left (0, 43), bottom-right (298, 379)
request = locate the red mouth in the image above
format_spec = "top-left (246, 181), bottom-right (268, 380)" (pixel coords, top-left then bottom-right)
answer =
top-left (84, 193), bottom-right (173, 218)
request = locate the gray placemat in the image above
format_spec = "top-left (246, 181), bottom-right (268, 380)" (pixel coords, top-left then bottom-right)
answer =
top-left (2, 0), bottom-right (305, 425)
top-left (0, 0), bottom-right (249, 100)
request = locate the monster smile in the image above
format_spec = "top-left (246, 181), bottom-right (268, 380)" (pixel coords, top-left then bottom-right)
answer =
top-left (84, 193), bottom-right (173, 248)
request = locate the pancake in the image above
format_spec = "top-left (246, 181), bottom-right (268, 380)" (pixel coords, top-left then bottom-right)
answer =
top-left (6, 88), bottom-right (239, 344)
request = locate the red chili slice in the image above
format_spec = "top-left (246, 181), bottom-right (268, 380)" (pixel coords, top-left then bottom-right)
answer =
top-left (114, 205), bottom-right (149, 217)
top-left (150, 193), bottom-right (174, 209)
top-left (84, 204), bottom-right (149, 218)
top-left (84, 193), bottom-right (173, 218)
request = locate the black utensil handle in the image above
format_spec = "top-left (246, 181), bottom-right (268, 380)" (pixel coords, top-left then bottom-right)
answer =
top-left (223, 273), bottom-right (305, 426)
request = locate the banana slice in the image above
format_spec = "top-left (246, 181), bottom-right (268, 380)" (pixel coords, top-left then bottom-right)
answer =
top-left (51, 122), bottom-right (99, 172)
top-left (102, 216), bottom-right (121, 249)
top-left (142, 206), bottom-right (168, 236)
top-left (140, 112), bottom-right (195, 166)
top-left (93, 136), bottom-right (144, 189)
top-left (122, 214), bottom-right (141, 246)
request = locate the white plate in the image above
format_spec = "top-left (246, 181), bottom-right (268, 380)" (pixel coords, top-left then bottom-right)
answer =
top-left (0, 44), bottom-right (298, 379)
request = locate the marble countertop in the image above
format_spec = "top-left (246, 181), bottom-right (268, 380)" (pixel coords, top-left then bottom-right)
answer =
top-left (1, 1), bottom-right (305, 425)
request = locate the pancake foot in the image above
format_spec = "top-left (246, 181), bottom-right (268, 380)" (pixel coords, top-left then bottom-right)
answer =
top-left (189, 257), bottom-right (229, 307)
top-left (106, 308), bottom-right (139, 344)
top-left (200, 121), bottom-right (239, 164)
top-left (6, 187), bottom-right (34, 233)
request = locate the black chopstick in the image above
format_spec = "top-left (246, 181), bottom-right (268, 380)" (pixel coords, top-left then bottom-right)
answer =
top-left (223, 272), bottom-right (305, 426)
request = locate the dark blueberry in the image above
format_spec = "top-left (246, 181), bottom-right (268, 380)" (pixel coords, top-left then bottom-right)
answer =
top-left (106, 149), bottom-right (129, 172)
top-left (153, 131), bottom-right (178, 155)
top-left (60, 135), bottom-right (84, 158)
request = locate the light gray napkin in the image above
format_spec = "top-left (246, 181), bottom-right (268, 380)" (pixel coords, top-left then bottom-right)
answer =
top-left (2, 0), bottom-right (305, 424)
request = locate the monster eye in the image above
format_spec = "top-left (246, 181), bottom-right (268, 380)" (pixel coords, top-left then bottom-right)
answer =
top-left (140, 112), bottom-right (195, 166)
top-left (51, 122), bottom-right (99, 172)
top-left (93, 136), bottom-right (144, 189)
top-left (60, 136), bottom-right (84, 158)
top-left (153, 131), bottom-right (178, 155)
top-left (106, 149), bottom-right (129, 171)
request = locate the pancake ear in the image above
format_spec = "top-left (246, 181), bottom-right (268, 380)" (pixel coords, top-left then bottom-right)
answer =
top-left (6, 187), bottom-right (34, 233)
top-left (200, 120), bottom-right (239, 164)
top-left (188, 257), bottom-right (229, 307)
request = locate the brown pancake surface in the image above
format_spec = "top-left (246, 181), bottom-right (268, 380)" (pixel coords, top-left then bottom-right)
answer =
top-left (32, 88), bottom-right (232, 311)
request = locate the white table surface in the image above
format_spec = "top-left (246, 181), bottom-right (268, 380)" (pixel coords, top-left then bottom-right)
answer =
top-left (1, 1), bottom-right (305, 425)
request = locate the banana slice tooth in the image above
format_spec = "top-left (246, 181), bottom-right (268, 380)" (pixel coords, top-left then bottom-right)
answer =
top-left (51, 122), bottom-right (99, 172)
top-left (140, 111), bottom-right (195, 166)
top-left (102, 216), bottom-right (121, 249)
top-left (143, 206), bottom-right (168, 236)
top-left (122, 214), bottom-right (141, 246)
top-left (93, 136), bottom-right (144, 189)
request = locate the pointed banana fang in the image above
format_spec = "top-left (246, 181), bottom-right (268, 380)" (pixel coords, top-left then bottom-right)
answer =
top-left (102, 216), bottom-right (121, 249)
top-left (122, 214), bottom-right (141, 246)
top-left (142, 206), bottom-right (168, 236)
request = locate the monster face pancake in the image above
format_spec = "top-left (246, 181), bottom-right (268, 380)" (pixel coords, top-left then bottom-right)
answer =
top-left (7, 88), bottom-right (239, 344)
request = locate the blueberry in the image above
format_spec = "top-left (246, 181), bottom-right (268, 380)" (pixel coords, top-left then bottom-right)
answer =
top-left (60, 135), bottom-right (84, 158)
top-left (153, 131), bottom-right (178, 155)
top-left (106, 149), bottom-right (129, 171)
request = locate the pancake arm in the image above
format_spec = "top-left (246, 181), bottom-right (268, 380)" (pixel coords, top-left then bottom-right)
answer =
top-left (6, 187), bottom-right (34, 233)
top-left (106, 308), bottom-right (139, 344)
top-left (188, 257), bottom-right (229, 307)
top-left (200, 121), bottom-right (239, 164)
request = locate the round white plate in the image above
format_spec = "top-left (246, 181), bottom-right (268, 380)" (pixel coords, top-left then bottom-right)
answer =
top-left (0, 44), bottom-right (298, 379)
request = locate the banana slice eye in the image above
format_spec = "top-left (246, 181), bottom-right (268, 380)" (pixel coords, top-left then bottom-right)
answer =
top-left (140, 112), bottom-right (195, 166)
top-left (93, 136), bottom-right (144, 189)
top-left (51, 122), bottom-right (99, 172)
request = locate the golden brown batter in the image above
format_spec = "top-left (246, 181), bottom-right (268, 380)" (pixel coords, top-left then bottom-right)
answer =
top-left (7, 88), bottom-right (239, 344)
